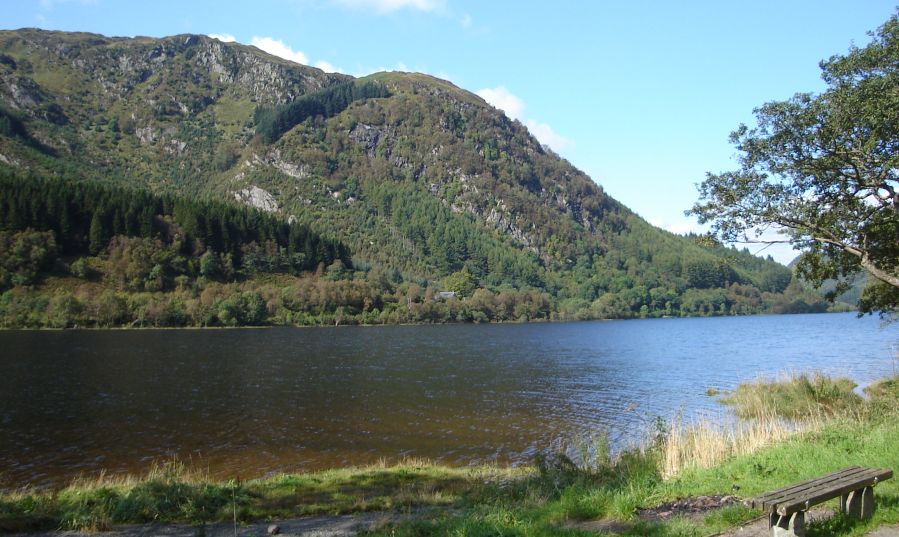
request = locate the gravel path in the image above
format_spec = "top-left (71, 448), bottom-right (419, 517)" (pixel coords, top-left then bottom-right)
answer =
top-left (8, 510), bottom-right (418, 537)
top-left (8, 511), bottom-right (898, 536)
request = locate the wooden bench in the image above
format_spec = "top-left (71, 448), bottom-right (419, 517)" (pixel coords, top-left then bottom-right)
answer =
top-left (745, 466), bottom-right (892, 536)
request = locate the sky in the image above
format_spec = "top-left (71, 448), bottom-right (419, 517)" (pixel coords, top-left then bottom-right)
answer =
top-left (4, 0), bottom-right (897, 264)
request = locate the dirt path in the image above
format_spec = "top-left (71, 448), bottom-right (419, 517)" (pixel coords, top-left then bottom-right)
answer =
top-left (8, 510), bottom-right (418, 537)
top-left (866, 524), bottom-right (899, 537)
top-left (708, 507), bottom-right (833, 537)
top-left (566, 502), bottom-right (898, 536)
top-left (9, 510), bottom-right (898, 536)
top-left (696, 510), bottom-right (899, 537)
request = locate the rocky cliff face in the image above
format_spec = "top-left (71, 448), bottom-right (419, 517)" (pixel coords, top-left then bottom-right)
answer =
top-left (0, 30), bottom-right (347, 111)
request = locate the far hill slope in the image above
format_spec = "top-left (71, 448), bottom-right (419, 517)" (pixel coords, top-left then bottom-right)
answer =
top-left (0, 29), bottom-right (831, 322)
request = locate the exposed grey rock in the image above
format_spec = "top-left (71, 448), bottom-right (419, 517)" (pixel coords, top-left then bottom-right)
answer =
top-left (348, 123), bottom-right (382, 157)
top-left (166, 139), bottom-right (187, 154)
top-left (135, 125), bottom-right (157, 144)
top-left (0, 153), bottom-right (20, 166)
top-left (5, 76), bottom-right (42, 109)
top-left (348, 123), bottom-right (397, 159)
top-left (234, 185), bottom-right (279, 213)
top-left (268, 150), bottom-right (309, 179)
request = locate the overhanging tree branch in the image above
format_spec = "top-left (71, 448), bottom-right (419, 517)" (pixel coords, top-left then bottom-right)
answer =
top-left (689, 11), bottom-right (899, 315)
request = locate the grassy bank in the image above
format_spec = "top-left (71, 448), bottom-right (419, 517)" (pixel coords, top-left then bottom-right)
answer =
top-left (1, 374), bottom-right (897, 536)
top-left (0, 460), bottom-right (525, 533)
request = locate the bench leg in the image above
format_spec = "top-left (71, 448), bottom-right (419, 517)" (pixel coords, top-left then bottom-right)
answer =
top-left (841, 486), bottom-right (874, 519)
top-left (769, 511), bottom-right (805, 537)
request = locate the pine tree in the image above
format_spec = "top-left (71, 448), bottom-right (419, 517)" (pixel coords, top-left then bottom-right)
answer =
top-left (88, 211), bottom-right (106, 254)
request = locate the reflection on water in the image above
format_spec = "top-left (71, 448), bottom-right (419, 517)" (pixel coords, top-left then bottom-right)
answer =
top-left (0, 313), bottom-right (896, 489)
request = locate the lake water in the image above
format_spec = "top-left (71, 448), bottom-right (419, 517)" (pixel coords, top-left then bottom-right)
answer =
top-left (1, 313), bottom-right (896, 490)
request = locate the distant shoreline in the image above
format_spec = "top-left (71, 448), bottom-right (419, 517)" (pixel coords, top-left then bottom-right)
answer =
top-left (0, 309), bottom-right (857, 331)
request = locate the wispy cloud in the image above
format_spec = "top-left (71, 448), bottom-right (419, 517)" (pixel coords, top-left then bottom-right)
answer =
top-left (211, 34), bottom-right (345, 74)
top-left (475, 86), bottom-right (524, 121)
top-left (250, 36), bottom-right (309, 65)
top-left (476, 86), bottom-right (572, 153)
top-left (208, 33), bottom-right (236, 43)
top-left (331, 0), bottom-right (446, 14)
top-left (525, 120), bottom-right (572, 152)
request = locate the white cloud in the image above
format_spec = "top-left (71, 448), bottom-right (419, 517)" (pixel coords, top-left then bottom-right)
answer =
top-left (476, 86), bottom-right (525, 121)
top-left (477, 86), bottom-right (571, 153)
top-left (212, 35), bottom-right (342, 72)
top-left (331, 0), bottom-right (445, 14)
top-left (208, 33), bottom-right (236, 43)
top-left (525, 120), bottom-right (572, 153)
top-left (250, 36), bottom-right (309, 65)
top-left (314, 60), bottom-right (343, 73)
top-left (460, 13), bottom-right (472, 28)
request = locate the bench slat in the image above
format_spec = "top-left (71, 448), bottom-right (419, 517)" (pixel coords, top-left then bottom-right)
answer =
top-left (746, 467), bottom-right (863, 509)
top-left (773, 468), bottom-right (889, 504)
top-left (776, 468), bottom-right (892, 515)
top-left (750, 466), bottom-right (869, 506)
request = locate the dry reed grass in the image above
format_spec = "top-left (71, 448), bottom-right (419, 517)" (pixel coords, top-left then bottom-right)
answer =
top-left (660, 409), bottom-right (822, 478)
top-left (658, 371), bottom-right (861, 479)
top-left (63, 456), bottom-right (211, 492)
top-left (539, 372), bottom-right (863, 481)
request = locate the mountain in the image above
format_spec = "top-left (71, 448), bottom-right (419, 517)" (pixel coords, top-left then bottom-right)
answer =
top-left (0, 29), bottom-right (832, 327)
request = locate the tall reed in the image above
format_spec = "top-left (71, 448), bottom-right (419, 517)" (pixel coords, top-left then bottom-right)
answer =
top-left (660, 409), bottom-right (820, 479)
top-left (659, 371), bottom-right (862, 479)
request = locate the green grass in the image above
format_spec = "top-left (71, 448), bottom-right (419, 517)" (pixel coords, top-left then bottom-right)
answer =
top-left (2, 375), bottom-right (897, 536)
top-left (0, 460), bottom-right (524, 533)
top-left (211, 95), bottom-right (255, 134)
top-left (719, 372), bottom-right (863, 420)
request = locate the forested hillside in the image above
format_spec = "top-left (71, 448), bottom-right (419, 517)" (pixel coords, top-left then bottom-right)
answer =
top-left (0, 29), bottom-right (838, 327)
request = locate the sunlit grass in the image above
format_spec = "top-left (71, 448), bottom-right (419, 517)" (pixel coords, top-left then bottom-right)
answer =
top-left (0, 458), bottom-right (522, 532)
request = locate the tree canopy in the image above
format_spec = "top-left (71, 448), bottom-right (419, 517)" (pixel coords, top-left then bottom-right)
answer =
top-left (690, 13), bottom-right (899, 316)
top-left (254, 81), bottom-right (391, 143)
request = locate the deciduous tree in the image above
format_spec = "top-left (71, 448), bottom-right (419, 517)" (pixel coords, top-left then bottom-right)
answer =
top-left (690, 13), bottom-right (899, 315)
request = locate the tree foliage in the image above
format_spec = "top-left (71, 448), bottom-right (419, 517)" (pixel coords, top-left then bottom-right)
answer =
top-left (690, 13), bottom-right (899, 316)
top-left (254, 81), bottom-right (391, 143)
top-left (0, 170), bottom-right (350, 275)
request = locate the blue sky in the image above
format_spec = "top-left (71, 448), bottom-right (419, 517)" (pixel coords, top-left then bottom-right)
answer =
top-left (5, 0), bottom-right (897, 263)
